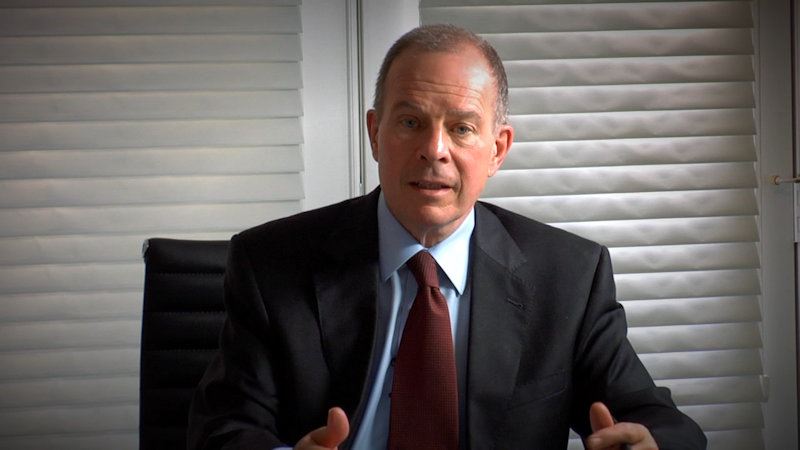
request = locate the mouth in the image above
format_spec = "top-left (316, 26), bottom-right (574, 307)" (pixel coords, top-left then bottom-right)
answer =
top-left (411, 180), bottom-right (452, 191)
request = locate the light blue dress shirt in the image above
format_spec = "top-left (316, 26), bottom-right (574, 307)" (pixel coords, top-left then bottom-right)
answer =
top-left (350, 193), bottom-right (474, 450)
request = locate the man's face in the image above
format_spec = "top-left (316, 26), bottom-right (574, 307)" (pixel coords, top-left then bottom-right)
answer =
top-left (367, 46), bottom-right (513, 247)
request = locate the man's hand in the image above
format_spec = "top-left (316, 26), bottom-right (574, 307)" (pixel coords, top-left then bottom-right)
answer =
top-left (294, 407), bottom-right (350, 450)
top-left (585, 402), bottom-right (658, 450)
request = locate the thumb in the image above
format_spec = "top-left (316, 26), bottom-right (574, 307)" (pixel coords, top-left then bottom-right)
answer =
top-left (310, 407), bottom-right (350, 448)
top-left (589, 402), bottom-right (615, 432)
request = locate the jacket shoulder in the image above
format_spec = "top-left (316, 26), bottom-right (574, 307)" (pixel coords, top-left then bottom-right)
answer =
top-left (238, 194), bottom-right (374, 243)
top-left (228, 193), bottom-right (378, 268)
top-left (478, 201), bottom-right (603, 255)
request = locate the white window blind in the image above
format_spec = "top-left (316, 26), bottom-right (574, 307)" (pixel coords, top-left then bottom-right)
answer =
top-left (421, 1), bottom-right (762, 449)
top-left (0, 1), bottom-right (303, 448)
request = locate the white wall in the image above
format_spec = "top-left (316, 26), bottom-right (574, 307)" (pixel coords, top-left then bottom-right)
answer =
top-left (758, 0), bottom-right (799, 448)
top-left (301, 0), bottom-right (358, 208)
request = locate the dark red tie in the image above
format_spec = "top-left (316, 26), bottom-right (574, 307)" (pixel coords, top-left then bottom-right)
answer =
top-left (388, 251), bottom-right (458, 450)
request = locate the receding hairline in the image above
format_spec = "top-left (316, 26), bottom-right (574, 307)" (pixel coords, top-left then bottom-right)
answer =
top-left (372, 24), bottom-right (509, 126)
top-left (379, 48), bottom-right (499, 120)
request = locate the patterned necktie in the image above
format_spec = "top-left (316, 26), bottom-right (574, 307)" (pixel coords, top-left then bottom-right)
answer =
top-left (388, 251), bottom-right (459, 450)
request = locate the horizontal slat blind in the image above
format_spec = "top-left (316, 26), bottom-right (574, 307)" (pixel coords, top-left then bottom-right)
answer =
top-left (0, 1), bottom-right (303, 448)
top-left (421, 1), bottom-right (762, 448)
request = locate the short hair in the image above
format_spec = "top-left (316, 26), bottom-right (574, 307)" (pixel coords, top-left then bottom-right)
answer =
top-left (373, 24), bottom-right (509, 127)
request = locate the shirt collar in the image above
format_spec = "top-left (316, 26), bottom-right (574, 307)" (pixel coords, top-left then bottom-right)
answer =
top-left (377, 192), bottom-right (474, 295)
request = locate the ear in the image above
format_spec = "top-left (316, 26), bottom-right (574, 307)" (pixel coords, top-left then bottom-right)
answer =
top-left (366, 109), bottom-right (380, 162)
top-left (488, 124), bottom-right (513, 177)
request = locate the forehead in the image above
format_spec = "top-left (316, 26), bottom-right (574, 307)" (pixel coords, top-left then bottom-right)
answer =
top-left (383, 46), bottom-right (496, 113)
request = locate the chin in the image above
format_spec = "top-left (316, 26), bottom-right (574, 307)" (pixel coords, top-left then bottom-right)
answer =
top-left (415, 212), bottom-right (462, 230)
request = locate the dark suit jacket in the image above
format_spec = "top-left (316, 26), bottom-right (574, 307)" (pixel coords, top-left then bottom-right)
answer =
top-left (187, 190), bottom-right (706, 449)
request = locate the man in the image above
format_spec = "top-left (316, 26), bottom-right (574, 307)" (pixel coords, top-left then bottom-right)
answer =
top-left (188, 24), bottom-right (706, 449)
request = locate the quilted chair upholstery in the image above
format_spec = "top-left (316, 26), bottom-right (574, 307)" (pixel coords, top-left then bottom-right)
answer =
top-left (139, 238), bottom-right (229, 450)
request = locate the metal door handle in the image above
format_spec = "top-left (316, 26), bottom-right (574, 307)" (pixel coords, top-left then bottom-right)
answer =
top-left (770, 175), bottom-right (800, 185)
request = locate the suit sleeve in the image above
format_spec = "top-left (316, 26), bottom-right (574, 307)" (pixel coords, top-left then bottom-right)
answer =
top-left (569, 246), bottom-right (707, 450)
top-left (187, 234), bottom-right (287, 450)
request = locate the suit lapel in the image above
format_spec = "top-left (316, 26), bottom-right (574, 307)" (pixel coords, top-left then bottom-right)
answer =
top-left (466, 203), bottom-right (536, 450)
top-left (312, 191), bottom-right (381, 440)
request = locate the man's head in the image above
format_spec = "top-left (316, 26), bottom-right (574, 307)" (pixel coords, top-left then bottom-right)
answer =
top-left (367, 24), bottom-right (514, 247)
top-left (373, 24), bottom-right (509, 128)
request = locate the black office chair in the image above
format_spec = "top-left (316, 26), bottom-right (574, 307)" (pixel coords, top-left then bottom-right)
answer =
top-left (140, 238), bottom-right (229, 450)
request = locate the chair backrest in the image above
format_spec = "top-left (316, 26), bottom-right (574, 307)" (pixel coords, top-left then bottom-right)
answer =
top-left (140, 238), bottom-right (229, 450)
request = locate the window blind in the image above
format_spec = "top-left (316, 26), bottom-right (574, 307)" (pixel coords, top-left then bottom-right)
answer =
top-left (0, 1), bottom-right (303, 448)
top-left (421, 1), bottom-right (762, 449)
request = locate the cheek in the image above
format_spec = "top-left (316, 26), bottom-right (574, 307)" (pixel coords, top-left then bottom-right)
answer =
top-left (455, 169), bottom-right (489, 201)
top-left (378, 151), bottom-right (406, 182)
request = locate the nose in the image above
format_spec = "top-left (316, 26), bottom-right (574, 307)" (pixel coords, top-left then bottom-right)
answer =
top-left (418, 124), bottom-right (450, 162)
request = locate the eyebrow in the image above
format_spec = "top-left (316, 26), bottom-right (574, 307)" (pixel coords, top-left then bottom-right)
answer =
top-left (446, 109), bottom-right (482, 123)
top-left (390, 100), bottom-right (423, 113)
top-left (390, 101), bottom-right (483, 122)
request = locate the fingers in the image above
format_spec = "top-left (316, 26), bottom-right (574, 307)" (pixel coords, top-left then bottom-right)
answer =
top-left (586, 402), bottom-right (657, 450)
top-left (295, 407), bottom-right (350, 450)
top-left (319, 407), bottom-right (349, 447)
top-left (590, 402), bottom-right (615, 432)
top-left (586, 423), bottom-right (658, 450)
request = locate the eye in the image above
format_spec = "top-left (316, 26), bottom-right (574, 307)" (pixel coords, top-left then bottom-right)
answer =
top-left (400, 118), bottom-right (418, 129)
top-left (453, 124), bottom-right (474, 136)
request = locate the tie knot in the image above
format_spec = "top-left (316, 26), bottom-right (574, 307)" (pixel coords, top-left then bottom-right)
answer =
top-left (406, 251), bottom-right (440, 289)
